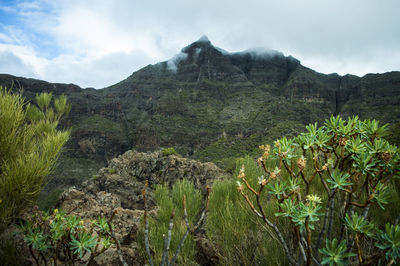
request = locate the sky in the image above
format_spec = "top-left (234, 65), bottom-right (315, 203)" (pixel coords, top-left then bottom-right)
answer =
top-left (0, 0), bottom-right (399, 88)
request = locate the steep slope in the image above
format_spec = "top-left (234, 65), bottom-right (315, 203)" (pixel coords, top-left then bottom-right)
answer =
top-left (1, 37), bottom-right (399, 202)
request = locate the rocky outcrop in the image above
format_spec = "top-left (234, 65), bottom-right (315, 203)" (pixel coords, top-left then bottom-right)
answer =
top-left (81, 150), bottom-right (229, 210)
top-left (3, 150), bottom-right (225, 265)
top-left (50, 150), bottom-right (227, 265)
top-left (56, 188), bottom-right (146, 265)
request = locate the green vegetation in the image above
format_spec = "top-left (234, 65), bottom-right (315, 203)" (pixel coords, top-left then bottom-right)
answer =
top-left (2, 42), bottom-right (400, 265)
top-left (0, 88), bottom-right (70, 228)
top-left (139, 180), bottom-right (204, 265)
top-left (73, 114), bottom-right (124, 134)
top-left (207, 156), bottom-right (286, 265)
top-left (162, 147), bottom-right (177, 156)
top-left (37, 188), bottom-right (64, 211)
top-left (1, 49), bottom-right (400, 210)
top-left (237, 115), bottom-right (400, 265)
top-left (19, 208), bottom-right (114, 265)
top-left (386, 122), bottom-right (400, 146)
top-left (107, 168), bottom-right (116, 174)
top-left (37, 155), bottom-right (104, 211)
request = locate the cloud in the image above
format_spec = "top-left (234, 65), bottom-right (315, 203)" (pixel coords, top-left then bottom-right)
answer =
top-left (0, 50), bottom-right (37, 77)
top-left (0, 32), bottom-right (13, 43)
top-left (167, 51), bottom-right (188, 72)
top-left (0, 0), bottom-right (399, 87)
top-left (42, 50), bottom-right (155, 88)
top-left (302, 50), bottom-right (400, 77)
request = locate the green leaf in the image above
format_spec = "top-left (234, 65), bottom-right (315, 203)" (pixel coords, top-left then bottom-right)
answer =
top-left (324, 115), bottom-right (343, 134)
top-left (346, 137), bottom-right (366, 155)
top-left (70, 232), bottom-right (97, 258)
top-left (319, 238), bottom-right (356, 265)
top-left (276, 198), bottom-right (296, 218)
top-left (35, 92), bottom-right (52, 111)
top-left (376, 224), bottom-right (400, 262)
top-left (327, 169), bottom-right (352, 191)
top-left (65, 215), bottom-right (82, 233)
top-left (96, 217), bottom-right (110, 234)
top-left (362, 119), bottom-right (388, 139)
top-left (24, 228), bottom-right (49, 252)
top-left (267, 181), bottom-right (287, 200)
top-left (352, 152), bottom-right (378, 176)
top-left (306, 122), bottom-right (318, 137)
top-left (344, 213), bottom-right (375, 237)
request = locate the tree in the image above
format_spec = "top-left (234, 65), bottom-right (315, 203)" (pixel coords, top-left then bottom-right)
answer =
top-left (0, 87), bottom-right (70, 228)
top-left (237, 115), bottom-right (400, 265)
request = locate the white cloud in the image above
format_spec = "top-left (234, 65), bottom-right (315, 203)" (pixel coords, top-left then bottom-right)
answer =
top-left (0, 43), bottom-right (47, 74)
top-left (0, 50), bottom-right (37, 77)
top-left (0, 0), bottom-right (399, 87)
top-left (167, 51), bottom-right (188, 72)
top-left (0, 32), bottom-right (13, 43)
top-left (301, 51), bottom-right (400, 77)
top-left (42, 50), bottom-right (155, 88)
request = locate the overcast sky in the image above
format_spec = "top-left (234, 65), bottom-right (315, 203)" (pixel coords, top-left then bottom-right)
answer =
top-left (0, 0), bottom-right (399, 88)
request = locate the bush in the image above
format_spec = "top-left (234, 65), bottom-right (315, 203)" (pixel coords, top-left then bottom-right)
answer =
top-left (107, 168), bottom-right (116, 174)
top-left (0, 88), bottom-right (70, 228)
top-left (139, 179), bottom-right (203, 265)
top-left (162, 147), bottom-right (177, 156)
top-left (207, 156), bottom-right (286, 265)
top-left (237, 115), bottom-right (400, 265)
top-left (19, 209), bottom-right (114, 265)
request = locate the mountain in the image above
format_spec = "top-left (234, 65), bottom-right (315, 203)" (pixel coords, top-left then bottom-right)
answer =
top-left (1, 36), bottom-right (399, 202)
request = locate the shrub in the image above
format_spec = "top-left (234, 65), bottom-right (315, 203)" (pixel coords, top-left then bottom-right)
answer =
top-left (162, 147), bottom-right (177, 156)
top-left (0, 88), bottom-right (70, 228)
top-left (19, 209), bottom-right (115, 265)
top-left (237, 115), bottom-right (400, 265)
top-left (207, 156), bottom-right (286, 265)
top-left (139, 179), bottom-right (205, 265)
top-left (107, 168), bottom-right (116, 174)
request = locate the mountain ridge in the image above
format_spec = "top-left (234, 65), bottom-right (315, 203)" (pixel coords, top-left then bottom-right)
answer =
top-left (0, 38), bottom-right (399, 202)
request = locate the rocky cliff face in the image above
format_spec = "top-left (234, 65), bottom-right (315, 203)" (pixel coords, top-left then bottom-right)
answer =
top-left (1, 37), bottom-right (399, 197)
top-left (81, 150), bottom-right (229, 210)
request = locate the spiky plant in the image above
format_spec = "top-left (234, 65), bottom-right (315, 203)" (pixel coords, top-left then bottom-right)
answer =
top-left (238, 115), bottom-right (400, 265)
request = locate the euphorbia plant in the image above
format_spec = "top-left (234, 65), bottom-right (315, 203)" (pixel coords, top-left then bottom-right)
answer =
top-left (237, 115), bottom-right (400, 265)
top-left (20, 208), bottom-right (119, 265)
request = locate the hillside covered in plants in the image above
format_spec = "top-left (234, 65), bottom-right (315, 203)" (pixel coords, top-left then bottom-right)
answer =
top-left (0, 37), bottom-right (399, 206)
top-left (2, 114), bottom-right (399, 265)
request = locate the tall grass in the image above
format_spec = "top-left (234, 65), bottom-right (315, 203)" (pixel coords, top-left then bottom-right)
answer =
top-left (206, 156), bottom-right (287, 265)
top-left (138, 179), bottom-right (203, 265)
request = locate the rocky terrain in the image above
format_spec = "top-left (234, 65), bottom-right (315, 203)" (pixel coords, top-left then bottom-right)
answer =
top-left (81, 149), bottom-right (229, 210)
top-left (0, 36), bottom-right (399, 203)
top-left (5, 150), bottom-right (226, 265)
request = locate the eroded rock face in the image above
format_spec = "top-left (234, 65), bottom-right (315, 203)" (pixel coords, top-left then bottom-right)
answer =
top-left (55, 188), bottom-right (147, 265)
top-left (49, 150), bottom-right (227, 265)
top-left (81, 150), bottom-right (229, 210)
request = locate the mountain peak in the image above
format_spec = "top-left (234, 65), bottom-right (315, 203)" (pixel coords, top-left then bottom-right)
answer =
top-left (181, 35), bottom-right (215, 54)
top-left (163, 37), bottom-right (300, 77)
top-left (163, 36), bottom-right (220, 71)
top-left (197, 35), bottom-right (210, 43)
